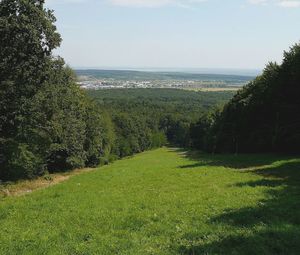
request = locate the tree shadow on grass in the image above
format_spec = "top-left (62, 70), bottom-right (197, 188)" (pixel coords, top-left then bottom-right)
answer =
top-left (177, 229), bottom-right (300, 255)
top-left (173, 147), bottom-right (298, 170)
top-left (233, 179), bottom-right (283, 188)
top-left (175, 155), bottom-right (300, 254)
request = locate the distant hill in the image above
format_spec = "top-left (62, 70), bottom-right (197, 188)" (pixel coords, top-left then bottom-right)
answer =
top-left (75, 69), bottom-right (254, 84)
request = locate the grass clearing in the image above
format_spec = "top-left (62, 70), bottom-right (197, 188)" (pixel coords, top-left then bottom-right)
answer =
top-left (0, 148), bottom-right (299, 254)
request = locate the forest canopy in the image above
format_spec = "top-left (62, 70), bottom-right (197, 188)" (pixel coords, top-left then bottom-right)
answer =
top-left (201, 44), bottom-right (300, 154)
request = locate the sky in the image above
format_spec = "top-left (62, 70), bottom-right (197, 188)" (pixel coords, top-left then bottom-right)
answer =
top-left (45, 0), bottom-right (300, 72)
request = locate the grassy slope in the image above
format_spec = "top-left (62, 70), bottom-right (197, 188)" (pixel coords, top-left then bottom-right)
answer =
top-left (0, 148), bottom-right (299, 255)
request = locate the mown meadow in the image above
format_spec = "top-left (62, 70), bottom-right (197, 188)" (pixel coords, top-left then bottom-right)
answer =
top-left (1, 148), bottom-right (299, 254)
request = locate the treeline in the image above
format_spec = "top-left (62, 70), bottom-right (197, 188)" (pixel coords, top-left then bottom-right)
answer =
top-left (191, 43), bottom-right (300, 154)
top-left (0, 0), bottom-right (112, 180)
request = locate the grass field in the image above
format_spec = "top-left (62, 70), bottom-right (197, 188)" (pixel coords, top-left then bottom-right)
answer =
top-left (0, 148), bottom-right (300, 254)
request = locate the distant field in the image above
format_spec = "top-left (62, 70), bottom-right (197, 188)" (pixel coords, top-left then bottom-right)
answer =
top-left (75, 69), bottom-right (254, 82)
top-left (1, 148), bottom-right (299, 254)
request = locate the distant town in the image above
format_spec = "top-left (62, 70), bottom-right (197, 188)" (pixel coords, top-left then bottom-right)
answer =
top-left (76, 70), bottom-right (254, 90)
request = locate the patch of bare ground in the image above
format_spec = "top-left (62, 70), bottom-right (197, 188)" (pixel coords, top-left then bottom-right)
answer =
top-left (0, 168), bottom-right (95, 198)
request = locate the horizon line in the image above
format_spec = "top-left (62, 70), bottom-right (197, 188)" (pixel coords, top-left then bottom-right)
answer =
top-left (72, 67), bottom-right (262, 76)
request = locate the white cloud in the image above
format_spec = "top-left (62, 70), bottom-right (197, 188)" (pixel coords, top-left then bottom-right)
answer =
top-left (278, 0), bottom-right (300, 7)
top-left (108, 0), bottom-right (207, 8)
top-left (46, 0), bottom-right (207, 8)
top-left (47, 0), bottom-right (300, 8)
top-left (110, 0), bottom-right (300, 8)
top-left (248, 0), bottom-right (300, 7)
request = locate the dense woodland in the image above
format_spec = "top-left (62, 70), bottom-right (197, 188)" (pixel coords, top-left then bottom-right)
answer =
top-left (189, 45), bottom-right (300, 154)
top-left (88, 89), bottom-right (233, 155)
top-left (0, 0), bottom-right (114, 180)
top-left (210, 48), bottom-right (300, 153)
top-left (0, 0), bottom-right (299, 181)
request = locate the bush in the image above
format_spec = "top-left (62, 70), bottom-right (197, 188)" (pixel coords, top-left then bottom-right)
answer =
top-left (8, 143), bottom-right (44, 180)
top-left (151, 131), bottom-right (167, 148)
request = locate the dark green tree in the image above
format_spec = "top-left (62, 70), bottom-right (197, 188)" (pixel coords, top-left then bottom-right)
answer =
top-left (0, 0), bottom-right (114, 180)
top-left (209, 43), bottom-right (300, 153)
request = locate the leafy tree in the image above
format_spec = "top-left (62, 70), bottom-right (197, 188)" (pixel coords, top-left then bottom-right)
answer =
top-left (0, 0), bottom-right (114, 180)
top-left (0, 0), bottom-right (62, 179)
top-left (208, 43), bottom-right (300, 153)
top-left (0, 0), bottom-right (61, 137)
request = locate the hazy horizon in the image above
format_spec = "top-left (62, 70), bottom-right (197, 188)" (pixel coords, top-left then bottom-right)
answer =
top-left (46, 0), bottom-right (300, 70)
top-left (73, 67), bottom-right (261, 76)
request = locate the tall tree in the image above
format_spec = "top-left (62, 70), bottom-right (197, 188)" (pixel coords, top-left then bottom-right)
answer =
top-left (0, 0), bottom-right (62, 171)
top-left (0, 0), bottom-right (112, 180)
top-left (209, 43), bottom-right (300, 153)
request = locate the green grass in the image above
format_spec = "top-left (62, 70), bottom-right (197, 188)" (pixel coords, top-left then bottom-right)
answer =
top-left (0, 148), bottom-right (300, 254)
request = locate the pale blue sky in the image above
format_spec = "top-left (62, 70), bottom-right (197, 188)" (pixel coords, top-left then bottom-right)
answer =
top-left (46, 0), bottom-right (300, 71)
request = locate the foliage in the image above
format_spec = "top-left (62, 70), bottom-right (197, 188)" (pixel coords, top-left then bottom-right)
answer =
top-left (0, 0), bottom-right (114, 180)
top-left (191, 43), bottom-right (300, 154)
top-left (0, 0), bottom-right (61, 140)
top-left (217, 44), bottom-right (300, 153)
top-left (150, 131), bottom-right (167, 148)
top-left (88, 89), bottom-right (233, 155)
top-left (6, 143), bottom-right (44, 180)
